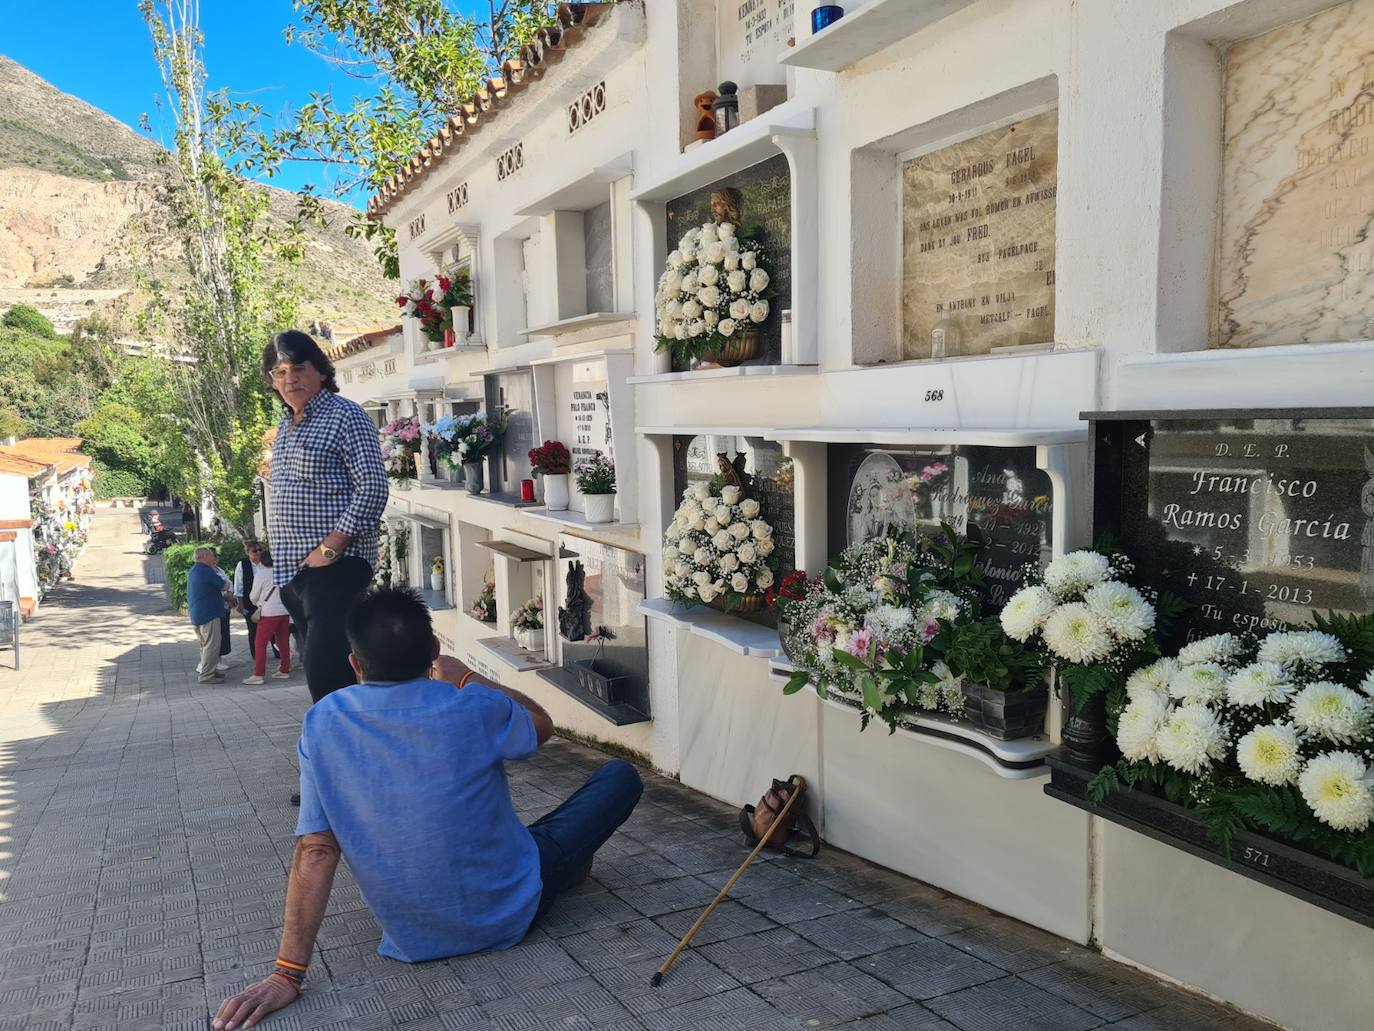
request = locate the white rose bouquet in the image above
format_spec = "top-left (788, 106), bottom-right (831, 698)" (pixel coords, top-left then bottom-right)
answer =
top-left (663, 480), bottom-right (778, 611)
top-left (1090, 616), bottom-right (1374, 874)
top-left (654, 219), bottom-right (775, 366)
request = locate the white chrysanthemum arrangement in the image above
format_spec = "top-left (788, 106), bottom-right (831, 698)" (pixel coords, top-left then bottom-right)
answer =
top-left (1097, 622), bottom-right (1374, 863)
top-left (653, 220), bottom-right (774, 365)
top-left (663, 481), bottom-right (777, 610)
top-left (1001, 549), bottom-right (1159, 688)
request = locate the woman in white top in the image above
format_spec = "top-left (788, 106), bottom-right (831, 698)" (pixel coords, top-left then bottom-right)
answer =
top-left (244, 549), bottom-right (292, 684)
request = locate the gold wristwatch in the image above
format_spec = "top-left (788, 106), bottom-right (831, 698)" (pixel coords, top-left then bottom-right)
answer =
top-left (319, 544), bottom-right (339, 561)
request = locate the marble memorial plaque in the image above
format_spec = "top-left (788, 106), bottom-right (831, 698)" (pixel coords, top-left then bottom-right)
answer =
top-left (901, 110), bottom-right (1058, 360)
top-left (717, 0), bottom-right (793, 88)
top-left (828, 444), bottom-right (1053, 611)
top-left (485, 369), bottom-right (535, 496)
top-left (1094, 412), bottom-right (1374, 643)
top-left (1217, 0), bottom-right (1374, 348)
top-left (667, 154), bottom-right (790, 368)
top-left (584, 201), bottom-right (614, 313)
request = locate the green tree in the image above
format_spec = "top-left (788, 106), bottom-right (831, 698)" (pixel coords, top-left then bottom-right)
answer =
top-left (0, 405), bottom-right (25, 440)
top-left (138, 0), bottom-right (302, 534)
top-left (223, 1), bottom-right (556, 276)
top-left (0, 328), bottom-right (103, 436)
top-left (1, 303), bottom-right (56, 337)
top-left (78, 402), bottom-right (158, 488)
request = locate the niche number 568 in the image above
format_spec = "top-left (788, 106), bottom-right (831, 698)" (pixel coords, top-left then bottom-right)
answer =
top-left (924, 389), bottom-right (945, 402)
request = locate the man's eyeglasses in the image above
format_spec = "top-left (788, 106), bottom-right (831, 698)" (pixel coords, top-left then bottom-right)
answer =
top-left (269, 364), bottom-right (311, 383)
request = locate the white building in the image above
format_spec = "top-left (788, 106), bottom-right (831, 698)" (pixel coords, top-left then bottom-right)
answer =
top-left (341, 2), bottom-right (1374, 1027)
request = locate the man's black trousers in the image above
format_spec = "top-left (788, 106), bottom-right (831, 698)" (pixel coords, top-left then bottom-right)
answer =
top-left (280, 557), bottom-right (373, 703)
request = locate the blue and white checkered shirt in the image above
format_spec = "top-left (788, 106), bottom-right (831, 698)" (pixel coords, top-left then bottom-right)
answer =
top-left (268, 389), bottom-right (389, 586)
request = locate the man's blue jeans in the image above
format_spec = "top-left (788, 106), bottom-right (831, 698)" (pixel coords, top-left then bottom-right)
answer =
top-left (526, 759), bottom-right (643, 922)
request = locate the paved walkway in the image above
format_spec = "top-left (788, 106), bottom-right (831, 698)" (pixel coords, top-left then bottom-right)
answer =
top-left (0, 506), bottom-right (1275, 1030)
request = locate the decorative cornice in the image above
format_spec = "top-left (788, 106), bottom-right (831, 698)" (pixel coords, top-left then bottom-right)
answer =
top-left (366, 2), bottom-right (616, 221)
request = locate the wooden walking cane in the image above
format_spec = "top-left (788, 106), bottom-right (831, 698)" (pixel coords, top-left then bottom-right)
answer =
top-left (650, 775), bottom-right (806, 987)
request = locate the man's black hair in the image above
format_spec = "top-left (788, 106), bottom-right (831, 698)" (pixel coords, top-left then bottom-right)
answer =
top-left (345, 588), bottom-right (435, 683)
top-left (261, 329), bottom-right (339, 395)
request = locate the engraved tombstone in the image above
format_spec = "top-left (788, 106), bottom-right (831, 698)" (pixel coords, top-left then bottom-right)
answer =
top-left (1093, 410), bottom-right (1374, 645)
top-left (828, 443), bottom-right (1053, 611)
top-left (484, 369), bottom-right (536, 498)
top-left (901, 110), bottom-right (1058, 360)
top-left (716, 0), bottom-right (793, 89)
top-left (1217, 0), bottom-right (1374, 348)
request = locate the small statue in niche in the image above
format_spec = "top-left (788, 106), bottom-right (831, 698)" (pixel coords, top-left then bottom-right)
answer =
top-left (693, 91), bottom-right (718, 141)
top-left (710, 186), bottom-right (743, 228)
top-left (716, 451), bottom-right (752, 495)
top-left (559, 561), bottom-right (592, 641)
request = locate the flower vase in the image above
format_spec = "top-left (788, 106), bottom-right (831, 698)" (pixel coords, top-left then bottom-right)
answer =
top-left (701, 329), bottom-right (760, 368)
top-left (450, 306), bottom-right (470, 346)
top-left (583, 492), bottom-right (615, 524)
top-left (1060, 678), bottom-right (1111, 768)
top-left (430, 571), bottom-right (444, 592)
top-left (413, 453), bottom-right (425, 480)
top-left (543, 473), bottom-right (571, 511)
top-left (463, 461), bottom-right (485, 495)
top-left (444, 461), bottom-right (463, 484)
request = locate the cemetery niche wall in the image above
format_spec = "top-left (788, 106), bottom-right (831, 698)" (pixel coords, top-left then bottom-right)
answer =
top-left (901, 109), bottom-right (1058, 361)
top-left (665, 154), bottom-right (791, 369)
top-left (826, 443), bottom-right (1053, 612)
top-left (539, 539), bottom-right (650, 724)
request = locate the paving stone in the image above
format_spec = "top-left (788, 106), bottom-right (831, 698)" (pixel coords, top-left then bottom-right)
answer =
top-left (923, 975), bottom-right (1102, 1031)
top-left (0, 506), bottom-right (1279, 1031)
top-left (852, 939), bottom-right (1004, 1001)
top-left (753, 961), bottom-right (911, 1028)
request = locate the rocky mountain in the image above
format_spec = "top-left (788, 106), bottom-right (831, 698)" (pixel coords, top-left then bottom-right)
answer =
top-left (0, 55), bottom-right (396, 338)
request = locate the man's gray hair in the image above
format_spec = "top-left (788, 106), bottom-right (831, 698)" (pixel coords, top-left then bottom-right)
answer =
top-left (194, 547), bottom-right (216, 561)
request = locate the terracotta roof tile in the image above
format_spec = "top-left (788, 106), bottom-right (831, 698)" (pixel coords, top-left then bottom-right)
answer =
top-left (0, 438), bottom-right (90, 475)
top-left (325, 325), bottom-right (401, 362)
top-left (367, 2), bottom-right (615, 220)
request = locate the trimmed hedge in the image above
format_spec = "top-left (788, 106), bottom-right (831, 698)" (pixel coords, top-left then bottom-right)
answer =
top-left (163, 539), bottom-right (247, 611)
top-left (92, 462), bottom-right (145, 500)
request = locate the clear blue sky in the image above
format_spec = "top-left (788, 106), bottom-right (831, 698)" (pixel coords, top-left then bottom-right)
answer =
top-left (0, 1), bottom-right (483, 208)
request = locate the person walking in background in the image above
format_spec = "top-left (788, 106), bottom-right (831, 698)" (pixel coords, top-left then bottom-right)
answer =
top-left (235, 541), bottom-right (263, 662)
top-left (264, 330), bottom-right (387, 805)
top-left (243, 548), bottom-right (291, 685)
top-left (188, 547), bottom-right (231, 684)
top-left (214, 550), bottom-right (234, 673)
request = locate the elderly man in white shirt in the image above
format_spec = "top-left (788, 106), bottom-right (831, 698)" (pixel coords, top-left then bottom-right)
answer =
top-left (242, 548), bottom-right (293, 685)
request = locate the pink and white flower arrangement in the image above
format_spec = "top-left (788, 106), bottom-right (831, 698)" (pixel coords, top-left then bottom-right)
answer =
top-left (380, 416), bottom-right (422, 482)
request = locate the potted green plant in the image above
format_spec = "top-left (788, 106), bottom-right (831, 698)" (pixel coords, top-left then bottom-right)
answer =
top-left (528, 440), bottom-right (572, 511)
top-left (575, 451), bottom-right (616, 523)
top-left (939, 617), bottom-right (1049, 739)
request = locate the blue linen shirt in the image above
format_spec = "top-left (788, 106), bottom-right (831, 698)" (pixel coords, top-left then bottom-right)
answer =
top-left (268, 389), bottom-right (389, 586)
top-left (295, 679), bottom-right (542, 962)
top-left (186, 562), bottom-right (225, 626)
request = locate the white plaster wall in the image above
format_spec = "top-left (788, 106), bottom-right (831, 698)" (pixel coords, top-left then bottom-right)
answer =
top-left (0, 472), bottom-right (36, 605)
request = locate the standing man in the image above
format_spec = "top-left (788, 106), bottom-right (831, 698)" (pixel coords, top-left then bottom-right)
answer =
top-left (188, 547), bottom-right (231, 684)
top-left (263, 329), bottom-right (387, 715)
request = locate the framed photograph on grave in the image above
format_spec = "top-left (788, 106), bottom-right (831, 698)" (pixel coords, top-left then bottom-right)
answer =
top-left (828, 443), bottom-right (1053, 611)
top-left (901, 109), bottom-right (1058, 360)
top-left (1092, 409), bottom-right (1374, 646)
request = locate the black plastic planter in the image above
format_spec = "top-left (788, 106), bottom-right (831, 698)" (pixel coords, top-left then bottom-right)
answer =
top-left (573, 658), bottom-right (633, 705)
top-left (1045, 757), bottom-right (1374, 929)
top-left (960, 682), bottom-right (1048, 740)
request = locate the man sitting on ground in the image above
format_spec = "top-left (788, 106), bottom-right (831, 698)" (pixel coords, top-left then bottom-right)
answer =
top-left (211, 588), bottom-right (643, 1031)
